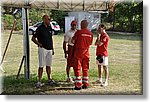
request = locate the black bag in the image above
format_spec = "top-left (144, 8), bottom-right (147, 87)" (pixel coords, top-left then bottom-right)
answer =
top-left (96, 55), bottom-right (103, 63)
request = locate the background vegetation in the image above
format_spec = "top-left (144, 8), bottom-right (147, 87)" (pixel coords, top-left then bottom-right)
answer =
top-left (1, 1), bottom-right (143, 95)
top-left (2, 1), bottom-right (143, 33)
top-left (101, 1), bottom-right (143, 33)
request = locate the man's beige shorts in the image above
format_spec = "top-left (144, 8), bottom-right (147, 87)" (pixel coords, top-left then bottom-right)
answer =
top-left (38, 47), bottom-right (52, 68)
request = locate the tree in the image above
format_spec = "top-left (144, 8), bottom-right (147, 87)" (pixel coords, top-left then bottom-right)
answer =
top-left (101, 1), bottom-right (143, 33)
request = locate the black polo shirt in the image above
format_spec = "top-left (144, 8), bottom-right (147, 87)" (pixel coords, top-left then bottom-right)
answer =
top-left (33, 22), bottom-right (53, 50)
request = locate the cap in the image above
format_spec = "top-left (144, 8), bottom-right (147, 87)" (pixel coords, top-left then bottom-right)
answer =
top-left (71, 20), bottom-right (77, 25)
top-left (96, 55), bottom-right (103, 64)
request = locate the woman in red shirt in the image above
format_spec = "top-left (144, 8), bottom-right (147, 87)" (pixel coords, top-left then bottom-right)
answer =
top-left (95, 24), bottom-right (110, 87)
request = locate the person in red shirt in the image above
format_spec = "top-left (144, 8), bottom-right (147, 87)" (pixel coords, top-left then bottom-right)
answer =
top-left (95, 24), bottom-right (110, 87)
top-left (71, 20), bottom-right (93, 90)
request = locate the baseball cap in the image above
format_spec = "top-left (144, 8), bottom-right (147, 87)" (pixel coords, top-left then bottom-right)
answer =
top-left (71, 20), bottom-right (77, 25)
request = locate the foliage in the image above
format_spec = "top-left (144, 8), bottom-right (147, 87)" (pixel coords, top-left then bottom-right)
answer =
top-left (2, 14), bottom-right (22, 30)
top-left (102, 1), bottom-right (143, 33)
top-left (2, 1), bottom-right (143, 33)
top-left (2, 8), bottom-right (68, 32)
top-left (28, 8), bottom-right (51, 25)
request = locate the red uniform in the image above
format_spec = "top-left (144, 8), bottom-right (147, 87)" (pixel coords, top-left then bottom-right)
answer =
top-left (72, 28), bottom-right (93, 88)
top-left (67, 45), bottom-right (74, 67)
top-left (96, 32), bottom-right (109, 57)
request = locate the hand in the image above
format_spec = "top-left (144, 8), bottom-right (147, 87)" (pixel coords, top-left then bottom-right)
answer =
top-left (95, 39), bottom-right (99, 45)
top-left (64, 53), bottom-right (67, 59)
top-left (64, 51), bottom-right (68, 59)
top-left (52, 50), bottom-right (54, 55)
top-left (38, 43), bottom-right (43, 47)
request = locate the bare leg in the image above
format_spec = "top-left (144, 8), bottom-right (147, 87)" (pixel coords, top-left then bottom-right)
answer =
top-left (98, 65), bottom-right (103, 80)
top-left (103, 65), bottom-right (108, 82)
top-left (66, 66), bottom-right (71, 78)
top-left (38, 67), bottom-right (43, 82)
top-left (46, 66), bottom-right (52, 81)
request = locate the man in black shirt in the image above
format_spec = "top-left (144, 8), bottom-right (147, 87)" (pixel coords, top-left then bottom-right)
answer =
top-left (32, 15), bottom-right (55, 88)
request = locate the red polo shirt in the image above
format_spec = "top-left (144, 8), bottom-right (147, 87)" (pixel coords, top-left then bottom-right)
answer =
top-left (72, 28), bottom-right (93, 59)
top-left (96, 32), bottom-right (109, 57)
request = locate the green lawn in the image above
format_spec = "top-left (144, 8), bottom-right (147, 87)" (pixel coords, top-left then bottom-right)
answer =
top-left (1, 30), bottom-right (143, 95)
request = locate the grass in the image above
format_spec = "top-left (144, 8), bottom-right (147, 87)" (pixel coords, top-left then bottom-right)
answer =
top-left (1, 30), bottom-right (143, 95)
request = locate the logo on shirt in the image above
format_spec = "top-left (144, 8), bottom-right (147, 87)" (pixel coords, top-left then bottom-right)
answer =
top-left (103, 37), bottom-right (106, 41)
top-left (49, 31), bottom-right (52, 34)
top-left (81, 34), bottom-right (92, 37)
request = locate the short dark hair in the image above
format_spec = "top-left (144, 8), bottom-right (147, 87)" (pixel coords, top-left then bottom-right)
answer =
top-left (42, 15), bottom-right (49, 20)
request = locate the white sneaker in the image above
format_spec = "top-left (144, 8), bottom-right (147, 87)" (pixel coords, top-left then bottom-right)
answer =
top-left (66, 77), bottom-right (74, 83)
top-left (102, 81), bottom-right (108, 87)
top-left (48, 79), bottom-right (56, 85)
top-left (36, 82), bottom-right (44, 88)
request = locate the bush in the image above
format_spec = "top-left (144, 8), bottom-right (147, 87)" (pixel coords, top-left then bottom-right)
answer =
top-left (2, 14), bottom-right (22, 31)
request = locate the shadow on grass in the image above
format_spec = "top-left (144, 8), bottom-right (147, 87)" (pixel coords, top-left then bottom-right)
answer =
top-left (1, 74), bottom-right (143, 95)
top-left (1, 74), bottom-right (75, 95)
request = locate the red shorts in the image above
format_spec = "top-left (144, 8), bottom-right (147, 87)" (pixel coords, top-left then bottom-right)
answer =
top-left (67, 45), bottom-right (74, 67)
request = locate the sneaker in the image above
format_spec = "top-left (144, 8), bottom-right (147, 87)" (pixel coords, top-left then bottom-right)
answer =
top-left (102, 81), bottom-right (108, 87)
top-left (66, 77), bottom-right (74, 83)
top-left (36, 82), bottom-right (44, 88)
top-left (95, 79), bottom-right (102, 84)
top-left (74, 87), bottom-right (81, 90)
top-left (82, 85), bottom-right (88, 89)
top-left (48, 79), bottom-right (56, 85)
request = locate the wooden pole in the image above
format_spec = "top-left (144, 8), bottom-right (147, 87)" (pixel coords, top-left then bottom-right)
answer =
top-left (16, 56), bottom-right (25, 79)
top-left (0, 19), bottom-right (16, 73)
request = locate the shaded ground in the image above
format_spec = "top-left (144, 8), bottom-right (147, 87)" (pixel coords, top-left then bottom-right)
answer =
top-left (33, 81), bottom-right (142, 95)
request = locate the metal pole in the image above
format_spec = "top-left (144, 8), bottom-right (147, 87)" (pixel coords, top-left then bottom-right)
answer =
top-left (22, 3), bottom-right (30, 79)
top-left (25, 7), bottom-right (30, 79)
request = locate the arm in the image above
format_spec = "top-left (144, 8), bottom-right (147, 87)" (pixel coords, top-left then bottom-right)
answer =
top-left (32, 27), bottom-right (43, 47)
top-left (52, 38), bottom-right (54, 55)
top-left (90, 33), bottom-right (93, 45)
top-left (63, 41), bottom-right (67, 58)
top-left (63, 32), bottom-right (69, 58)
top-left (98, 42), bottom-right (104, 46)
top-left (95, 33), bottom-right (100, 45)
top-left (71, 39), bottom-right (75, 44)
top-left (31, 36), bottom-right (42, 47)
top-left (71, 30), bottom-right (78, 44)
top-left (95, 36), bottom-right (104, 46)
top-left (95, 39), bottom-right (104, 46)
